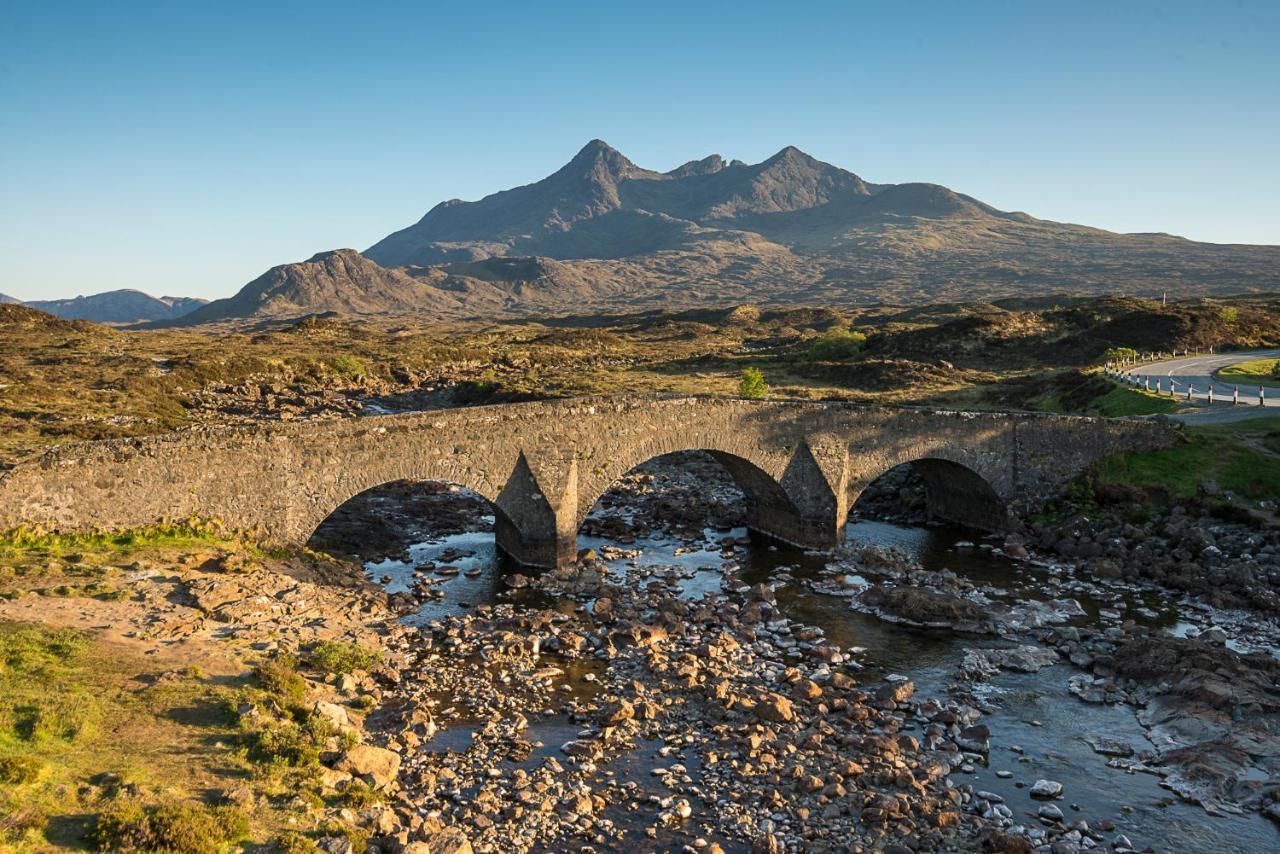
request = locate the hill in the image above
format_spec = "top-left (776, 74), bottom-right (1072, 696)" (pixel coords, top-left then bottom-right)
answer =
top-left (175, 249), bottom-right (468, 324)
top-left (17, 290), bottom-right (207, 324)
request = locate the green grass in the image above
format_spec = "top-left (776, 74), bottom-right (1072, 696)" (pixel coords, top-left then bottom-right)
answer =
top-left (1218, 358), bottom-right (1280, 380)
top-left (1037, 380), bottom-right (1177, 417)
top-left (0, 620), bottom-right (251, 849)
top-left (1089, 385), bottom-right (1179, 417)
top-left (0, 520), bottom-right (237, 562)
top-left (0, 624), bottom-right (99, 752)
top-left (1095, 416), bottom-right (1280, 500)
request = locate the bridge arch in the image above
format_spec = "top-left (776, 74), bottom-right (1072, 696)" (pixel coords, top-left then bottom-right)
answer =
top-left (849, 455), bottom-right (1012, 531)
top-left (291, 452), bottom-right (504, 546)
top-left (575, 431), bottom-right (848, 551)
top-left (306, 477), bottom-right (504, 556)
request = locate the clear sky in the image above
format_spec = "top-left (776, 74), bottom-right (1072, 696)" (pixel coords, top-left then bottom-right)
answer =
top-left (1, 0), bottom-right (1277, 302)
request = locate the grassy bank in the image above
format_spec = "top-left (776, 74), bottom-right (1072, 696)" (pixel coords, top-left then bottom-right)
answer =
top-left (1095, 416), bottom-right (1280, 501)
top-left (0, 621), bottom-right (245, 850)
top-left (1034, 371), bottom-right (1179, 417)
top-left (1218, 357), bottom-right (1280, 381)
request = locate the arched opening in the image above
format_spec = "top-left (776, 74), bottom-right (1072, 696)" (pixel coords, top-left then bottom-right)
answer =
top-left (850, 458), bottom-right (1010, 532)
top-left (576, 442), bottom-right (847, 559)
top-left (580, 450), bottom-right (749, 543)
top-left (307, 479), bottom-right (521, 621)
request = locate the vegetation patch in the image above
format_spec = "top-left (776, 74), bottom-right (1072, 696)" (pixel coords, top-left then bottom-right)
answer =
top-left (306, 640), bottom-right (379, 676)
top-left (1095, 418), bottom-right (1280, 500)
top-left (738, 367), bottom-right (768, 399)
top-left (0, 619), bottom-right (246, 849)
top-left (1035, 371), bottom-right (1178, 417)
top-left (804, 328), bottom-right (868, 361)
top-left (1218, 357), bottom-right (1280, 381)
top-left (253, 651), bottom-right (307, 703)
top-left (0, 520), bottom-right (238, 564)
top-left (89, 800), bottom-right (249, 854)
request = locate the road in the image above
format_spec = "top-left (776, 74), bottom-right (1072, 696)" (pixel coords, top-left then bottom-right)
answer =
top-left (1114, 349), bottom-right (1280, 424)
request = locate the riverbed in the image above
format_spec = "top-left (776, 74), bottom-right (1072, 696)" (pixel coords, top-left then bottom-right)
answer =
top-left (354, 506), bottom-right (1278, 852)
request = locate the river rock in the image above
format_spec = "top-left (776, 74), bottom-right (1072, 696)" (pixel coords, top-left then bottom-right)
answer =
top-left (1030, 779), bottom-right (1063, 798)
top-left (334, 744), bottom-right (401, 790)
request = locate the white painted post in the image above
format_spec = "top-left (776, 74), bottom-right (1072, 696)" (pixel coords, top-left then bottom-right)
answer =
top-left (1186, 384), bottom-right (1193, 401)
top-left (1208, 384), bottom-right (1214, 404)
top-left (1234, 386), bottom-right (1239, 405)
top-left (1261, 386), bottom-right (1266, 407)
top-left (1156, 378), bottom-right (1162, 395)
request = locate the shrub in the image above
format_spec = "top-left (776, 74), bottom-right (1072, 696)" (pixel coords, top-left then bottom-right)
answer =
top-left (336, 779), bottom-right (380, 809)
top-left (273, 832), bottom-right (322, 854)
top-left (806, 328), bottom-right (868, 361)
top-left (253, 652), bottom-right (305, 702)
top-left (243, 722), bottom-right (319, 767)
top-left (1102, 346), bottom-right (1140, 364)
top-left (90, 801), bottom-right (249, 854)
top-left (329, 355), bottom-right (366, 382)
top-left (307, 641), bottom-right (378, 676)
top-left (738, 367), bottom-right (768, 400)
top-left (0, 755), bottom-right (43, 785)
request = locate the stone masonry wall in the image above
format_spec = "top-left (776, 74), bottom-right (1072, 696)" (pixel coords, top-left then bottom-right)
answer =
top-left (0, 395), bottom-right (1177, 567)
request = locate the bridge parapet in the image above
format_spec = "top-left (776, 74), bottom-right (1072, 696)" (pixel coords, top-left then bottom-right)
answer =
top-left (0, 396), bottom-right (1178, 568)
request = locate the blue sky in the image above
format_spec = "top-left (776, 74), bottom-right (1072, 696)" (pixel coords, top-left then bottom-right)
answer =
top-left (1, 1), bottom-right (1277, 301)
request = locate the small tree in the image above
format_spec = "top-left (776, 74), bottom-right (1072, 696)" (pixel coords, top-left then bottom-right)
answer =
top-left (738, 367), bottom-right (768, 399)
top-left (1103, 346), bottom-right (1139, 364)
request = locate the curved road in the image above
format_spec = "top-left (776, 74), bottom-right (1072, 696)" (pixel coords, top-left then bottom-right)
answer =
top-left (1116, 349), bottom-right (1280, 423)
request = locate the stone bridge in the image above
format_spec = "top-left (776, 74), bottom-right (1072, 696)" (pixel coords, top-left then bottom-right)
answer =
top-left (0, 396), bottom-right (1177, 568)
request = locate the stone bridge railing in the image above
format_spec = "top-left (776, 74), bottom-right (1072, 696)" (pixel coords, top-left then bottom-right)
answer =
top-left (0, 396), bottom-right (1178, 568)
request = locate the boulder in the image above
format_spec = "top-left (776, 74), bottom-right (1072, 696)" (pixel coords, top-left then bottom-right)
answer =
top-left (334, 744), bottom-right (401, 790)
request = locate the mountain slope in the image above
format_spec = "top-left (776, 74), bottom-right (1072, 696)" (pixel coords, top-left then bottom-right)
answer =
top-left (7, 290), bottom-right (207, 324)
top-left (175, 249), bottom-right (466, 325)
top-left (188, 140), bottom-right (1280, 325)
top-left (0, 294), bottom-right (22, 305)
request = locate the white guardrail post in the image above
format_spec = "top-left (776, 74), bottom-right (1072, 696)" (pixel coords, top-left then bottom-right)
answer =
top-left (1103, 347), bottom-right (1274, 408)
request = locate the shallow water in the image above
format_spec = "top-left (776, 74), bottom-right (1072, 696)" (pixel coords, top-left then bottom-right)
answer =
top-left (364, 517), bottom-right (1280, 852)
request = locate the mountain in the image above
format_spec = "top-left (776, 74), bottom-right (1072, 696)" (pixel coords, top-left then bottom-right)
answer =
top-left (21, 290), bottom-right (208, 324)
top-left (0, 294), bottom-right (22, 305)
top-left (360, 140), bottom-right (1279, 308)
top-left (175, 249), bottom-right (468, 325)
top-left (190, 141), bottom-right (1280, 324)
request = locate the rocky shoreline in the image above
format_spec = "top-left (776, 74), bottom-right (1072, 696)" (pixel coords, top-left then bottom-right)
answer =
top-left (303, 453), bottom-right (1279, 853)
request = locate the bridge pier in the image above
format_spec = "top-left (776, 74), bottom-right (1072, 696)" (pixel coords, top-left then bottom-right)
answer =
top-left (492, 452), bottom-right (580, 570)
top-left (721, 440), bottom-right (850, 552)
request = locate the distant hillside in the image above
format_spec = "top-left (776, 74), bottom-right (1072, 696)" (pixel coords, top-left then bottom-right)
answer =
top-left (175, 249), bottom-right (467, 324)
top-left (21, 290), bottom-right (207, 324)
top-left (184, 140), bottom-right (1280, 324)
top-left (0, 293), bottom-right (24, 305)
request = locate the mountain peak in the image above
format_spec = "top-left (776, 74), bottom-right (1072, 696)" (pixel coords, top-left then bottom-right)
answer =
top-left (765, 145), bottom-right (817, 166)
top-left (667, 154), bottom-right (728, 178)
top-left (567, 138), bottom-right (636, 173)
top-left (574, 138), bottom-right (621, 158)
top-left (306, 248), bottom-right (364, 264)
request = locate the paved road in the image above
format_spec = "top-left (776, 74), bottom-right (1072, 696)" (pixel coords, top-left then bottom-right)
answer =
top-left (1113, 349), bottom-right (1280, 423)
